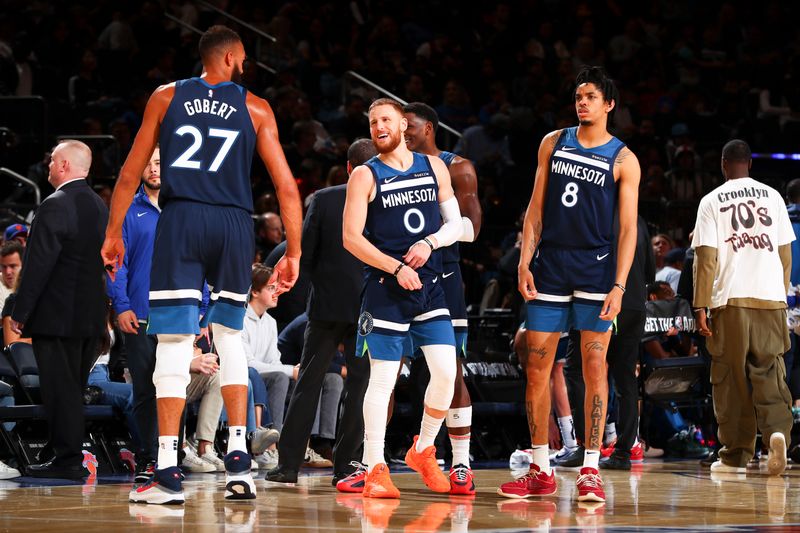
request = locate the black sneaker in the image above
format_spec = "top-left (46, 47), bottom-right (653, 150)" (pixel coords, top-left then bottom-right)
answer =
top-left (554, 445), bottom-right (585, 467)
top-left (265, 465), bottom-right (298, 483)
top-left (599, 452), bottom-right (631, 471)
top-left (134, 460), bottom-right (156, 484)
top-left (700, 449), bottom-right (718, 467)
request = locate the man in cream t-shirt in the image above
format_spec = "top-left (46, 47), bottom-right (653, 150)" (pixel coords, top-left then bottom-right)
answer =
top-left (692, 139), bottom-right (794, 476)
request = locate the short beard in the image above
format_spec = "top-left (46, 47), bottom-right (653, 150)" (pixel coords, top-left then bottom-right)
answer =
top-left (143, 180), bottom-right (161, 191)
top-left (232, 64), bottom-right (243, 84)
top-left (375, 132), bottom-right (402, 154)
top-left (579, 118), bottom-right (593, 126)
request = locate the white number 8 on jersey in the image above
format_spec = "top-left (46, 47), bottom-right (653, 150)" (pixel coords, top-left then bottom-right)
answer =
top-left (561, 182), bottom-right (579, 207)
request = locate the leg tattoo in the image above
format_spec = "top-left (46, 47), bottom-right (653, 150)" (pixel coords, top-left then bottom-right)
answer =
top-left (589, 394), bottom-right (603, 449)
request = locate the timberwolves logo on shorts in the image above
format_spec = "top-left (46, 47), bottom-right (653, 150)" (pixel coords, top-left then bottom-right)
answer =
top-left (358, 312), bottom-right (374, 336)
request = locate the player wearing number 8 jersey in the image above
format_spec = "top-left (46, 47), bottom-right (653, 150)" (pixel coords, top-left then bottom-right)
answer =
top-left (101, 26), bottom-right (302, 505)
top-left (343, 98), bottom-right (463, 498)
top-left (498, 67), bottom-right (640, 503)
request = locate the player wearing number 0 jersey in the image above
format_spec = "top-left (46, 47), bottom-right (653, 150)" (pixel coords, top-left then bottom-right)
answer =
top-left (404, 102), bottom-right (481, 495)
top-left (343, 98), bottom-right (464, 499)
top-left (498, 66), bottom-right (640, 503)
top-left (101, 26), bottom-right (302, 505)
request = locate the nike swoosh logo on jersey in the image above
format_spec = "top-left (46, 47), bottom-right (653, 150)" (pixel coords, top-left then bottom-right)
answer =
top-left (384, 176), bottom-right (399, 183)
top-left (561, 146), bottom-right (577, 151)
top-left (432, 276), bottom-right (438, 283)
top-left (442, 272), bottom-right (454, 278)
top-left (596, 253), bottom-right (610, 260)
top-left (137, 212), bottom-right (147, 217)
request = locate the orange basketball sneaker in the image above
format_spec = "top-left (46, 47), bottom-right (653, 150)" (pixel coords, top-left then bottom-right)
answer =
top-left (362, 463), bottom-right (400, 499)
top-left (404, 435), bottom-right (450, 493)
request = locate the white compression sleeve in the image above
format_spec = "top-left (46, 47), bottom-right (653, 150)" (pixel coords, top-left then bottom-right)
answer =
top-left (429, 196), bottom-right (463, 249)
top-left (363, 358), bottom-right (400, 471)
top-left (153, 334), bottom-right (194, 398)
top-left (457, 216), bottom-right (475, 243)
top-left (420, 344), bottom-right (457, 410)
top-left (213, 323), bottom-right (249, 387)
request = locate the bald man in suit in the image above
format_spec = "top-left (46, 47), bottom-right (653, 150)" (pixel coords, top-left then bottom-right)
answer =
top-left (11, 140), bottom-right (109, 479)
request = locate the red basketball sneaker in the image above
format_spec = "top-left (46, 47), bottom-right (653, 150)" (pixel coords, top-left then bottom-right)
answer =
top-left (630, 442), bottom-right (644, 463)
top-left (576, 467), bottom-right (605, 502)
top-left (449, 464), bottom-right (476, 495)
top-left (497, 464), bottom-right (557, 499)
top-left (336, 462), bottom-right (367, 493)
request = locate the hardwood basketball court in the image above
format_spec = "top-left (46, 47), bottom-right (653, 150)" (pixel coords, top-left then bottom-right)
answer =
top-left (0, 460), bottom-right (796, 531)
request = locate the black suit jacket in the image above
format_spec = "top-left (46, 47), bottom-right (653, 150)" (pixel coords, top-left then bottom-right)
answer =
top-left (12, 179), bottom-right (109, 338)
top-left (302, 185), bottom-right (363, 323)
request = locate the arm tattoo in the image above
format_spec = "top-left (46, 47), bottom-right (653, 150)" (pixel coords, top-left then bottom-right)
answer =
top-left (615, 147), bottom-right (631, 166)
top-left (589, 394), bottom-right (603, 449)
top-left (528, 220), bottom-right (542, 257)
top-left (526, 400), bottom-right (537, 438)
top-left (547, 131), bottom-right (559, 151)
top-left (584, 341), bottom-right (605, 353)
top-left (528, 345), bottom-right (548, 359)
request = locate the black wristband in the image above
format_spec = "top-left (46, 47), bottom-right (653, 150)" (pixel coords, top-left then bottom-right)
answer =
top-left (613, 283), bottom-right (626, 293)
top-left (393, 262), bottom-right (405, 276)
top-left (423, 237), bottom-right (435, 250)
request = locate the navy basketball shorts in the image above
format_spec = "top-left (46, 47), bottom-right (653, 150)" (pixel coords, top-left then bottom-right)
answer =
top-left (441, 263), bottom-right (468, 358)
top-left (148, 200), bottom-right (255, 335)
top-left (356, 274), bottom-right (456, 362)
top-left (526, 246), bottom-right (614, 334)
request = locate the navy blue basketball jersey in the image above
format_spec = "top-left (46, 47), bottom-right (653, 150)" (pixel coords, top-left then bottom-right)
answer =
top-left (540, 127), bottom-right (625, 249)
top-left (159, 77), bottom-right (257, 212)
top-left (364, 152), bottom-right (442, 278)
top-left (438, 151), bottom-right (460, 264)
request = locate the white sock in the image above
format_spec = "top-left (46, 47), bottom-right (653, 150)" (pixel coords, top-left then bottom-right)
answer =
top-left (158, 436), bottom-right (179, 468)
top-left (532, 444), bottom-right (551, 475)
top-left (416, 411), bottom-right (444, 451)
top-left (557, 415), bottom-right (578, 449)
top-left (228, 426), bottom-right (247, 454)
top-left (604, 422), bottom-right (617, 445)
top-left (450, 433), bottom-right (471, 467)
top-left (584, 449), bottom-right (601, 470)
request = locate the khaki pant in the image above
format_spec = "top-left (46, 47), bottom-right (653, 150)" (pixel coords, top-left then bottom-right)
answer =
top-left (186, 372), bottom-right (223, 443)
top-left (707, 306), bottom-right (793, 467)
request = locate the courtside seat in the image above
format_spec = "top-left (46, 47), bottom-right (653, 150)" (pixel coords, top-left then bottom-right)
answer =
top-left (5, 343), bottom-right (39, 402)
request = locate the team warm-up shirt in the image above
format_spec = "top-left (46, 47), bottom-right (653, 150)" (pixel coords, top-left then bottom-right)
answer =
top-left (692, 177), bottom-right (795, 308)
top-left (363, 152), bottom-right (442, 279)
top-left (160, 77), bottom-right (257, 212)
top-left (540, 127), bottom-right (625, 249)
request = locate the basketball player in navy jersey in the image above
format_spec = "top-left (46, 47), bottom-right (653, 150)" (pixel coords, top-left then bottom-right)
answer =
top-left (498, 66), bottom-right (640, 503)
top-left (343, 98), bottom-right (464, 499)
top-left (101, 26), bottom-right (302, 504)
top-left (403, 102), bottom-right (481, 495)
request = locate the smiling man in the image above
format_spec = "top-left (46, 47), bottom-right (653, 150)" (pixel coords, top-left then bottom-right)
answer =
top-left (342, 98), bottom-right (463, 498)
top-left (498, 66), bottom-right (640, 503)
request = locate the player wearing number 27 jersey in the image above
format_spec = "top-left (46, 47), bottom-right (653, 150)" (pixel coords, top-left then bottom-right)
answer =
top-left (101, 26), bottom-right (302, 505)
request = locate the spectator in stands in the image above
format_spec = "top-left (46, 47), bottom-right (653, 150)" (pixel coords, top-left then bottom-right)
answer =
top-left (243, 265), bottom-right (294, 434)
top-left (787, 179), bottom-right (800, 287)
top-left (656, 247), bottom-right (686, 293)
top-left (87, 305), bottom-right (139, 454)
top-left (255, 212), bottom-right (283, 264)
top-left (264, 240), bottom-right (311, 333)
top-left (329, 95), bottom-right (369, 143)
top-left (10, 140), bottom-right (108, 479)
top-left (106, 146), bottom-right (161, 483)
top-left (453, 113), bottom-right (514, 177)
top-left (180, 343), bottom-right (225, 474)
top-left (3, 224), bottom-right (27, 247)
top-left (652, 233), bottom-right (674, 272)
top-left (0, 241), bottom-right (23, 311)
top-left (643, 281), bottom-right (695, 360)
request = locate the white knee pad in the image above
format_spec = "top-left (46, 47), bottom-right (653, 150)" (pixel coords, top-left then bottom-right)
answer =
top-left (153, 334), bottom-right (194, 399)
top-left (421, 344), bottom-right (457, 411)
top-left (447, 406), bottom-right (472, 428)
top-left (212, 323), bottom-right (250, 387)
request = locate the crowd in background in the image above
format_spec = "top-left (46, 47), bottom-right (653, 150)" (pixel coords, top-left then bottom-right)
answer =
top-left (1, 0), bottom-right (800, 469)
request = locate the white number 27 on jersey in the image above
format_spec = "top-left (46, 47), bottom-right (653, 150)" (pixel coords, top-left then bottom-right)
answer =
top-left (171, 125), bottom-right (240, 172)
